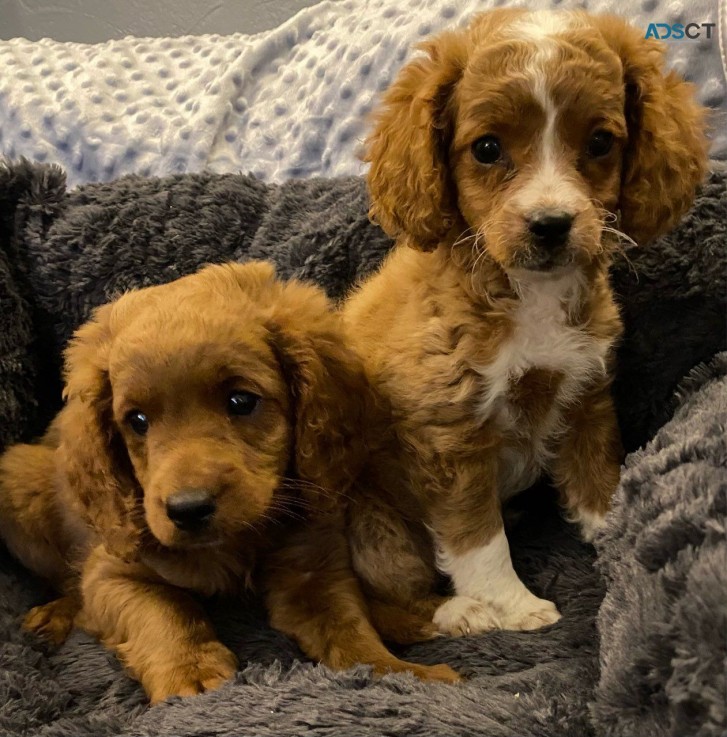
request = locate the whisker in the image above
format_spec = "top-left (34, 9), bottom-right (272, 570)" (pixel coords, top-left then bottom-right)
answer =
top-left (585, 200), bottom-right (640, 278)
top-left (468, 224), bottom-right (491, 296)
top-left (451, 226), bottom-right (479, 270)
top-left (279, 477), bottom-right (357, 504)
top-left (452, 225), bottom-right (477, 248)
top-left (279, 480), bottom-right (339, 499)
top-left (600, 225), bottom-right (637, 250)
top-left (600, 226), bottom-right (639, 279)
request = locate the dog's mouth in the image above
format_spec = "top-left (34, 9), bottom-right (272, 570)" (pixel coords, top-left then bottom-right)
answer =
top-left (144, 499), bottom-right (270, 550)
top-left (515, 245), bottom-right (575, 272)
top-left (142, 476), bottom-right (280, 551)
top-left (143, 502), bottom-right (226, 550)
top-left (143, 523), bottom-right (225, 550)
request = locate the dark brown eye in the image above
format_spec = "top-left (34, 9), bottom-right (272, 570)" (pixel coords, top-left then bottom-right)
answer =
top-left (126, 410), bottom-right (149, 436)
top-left (228, 391), bottom-right (261, 417)
top-left (586, 130), bottom-right (614, 158)
top-left (472, 136), bottom-right (502, 164)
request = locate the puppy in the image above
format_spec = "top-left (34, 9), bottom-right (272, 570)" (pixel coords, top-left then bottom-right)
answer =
top-left (0, 261), bottom-right (458, 703)
top-left (343, 10), bottom-right (708, 636)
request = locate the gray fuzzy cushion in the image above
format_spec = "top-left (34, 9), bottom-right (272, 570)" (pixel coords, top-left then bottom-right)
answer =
top-left (0, 160), bottom-right (725, 737)
top-left (594, 353), bottom-right (727, 737)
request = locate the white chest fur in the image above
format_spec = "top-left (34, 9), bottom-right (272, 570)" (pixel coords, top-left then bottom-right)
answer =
top-left (475, 269), bottom-right (611, 496)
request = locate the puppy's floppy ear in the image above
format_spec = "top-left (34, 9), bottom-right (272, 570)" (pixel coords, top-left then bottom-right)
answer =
top-left (595, 16), bottom-right (709, 244)
top-left (364, 32), bottom-right (468, 251)
top-left (266, 280), bottom-right (372, 513)
top-left (59, 303), bottom-right (142, 560)
top-left (198, 259), bottom-right (280, 301)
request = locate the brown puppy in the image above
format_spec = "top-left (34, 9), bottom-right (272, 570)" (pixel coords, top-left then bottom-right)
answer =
top-left (0, 261), bottom-right (458, 704)
top-left (343, 10), bottom-right (708, 636)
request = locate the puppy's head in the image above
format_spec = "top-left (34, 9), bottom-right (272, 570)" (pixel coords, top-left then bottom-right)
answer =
top-left (365, 9), bottom-right (708, 274)
top-left (59, 262), bottom-right (368, 559)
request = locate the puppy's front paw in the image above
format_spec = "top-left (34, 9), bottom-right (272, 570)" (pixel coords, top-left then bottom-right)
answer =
top-left (406, 662), bottom-right (463, 683)
top-left (373, 657), bottom-right (462, 683)
top-left (433, 595), bottom-right (499, 636)
top-left (498, 596), bottom-right (561, 631)
top-left (146, 641), bottom-right (238, 704)
top-left (577, 509), bottom-right (607, 543)
top-left (23, 596), bottom-right (79, 646)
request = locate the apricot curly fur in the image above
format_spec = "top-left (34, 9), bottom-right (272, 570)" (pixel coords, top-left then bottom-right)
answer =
top-left (346, 9), bottom-right (709, 636)
top-left (0, 262), bottom-right (459, 704)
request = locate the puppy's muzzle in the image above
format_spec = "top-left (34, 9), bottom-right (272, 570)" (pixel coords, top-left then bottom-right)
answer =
top-left (528, 211), bottom-right (573, 246)
top-left (524, 210), bottom-right (574, 269)
top-left (165, 488), bottom-right (216, 532)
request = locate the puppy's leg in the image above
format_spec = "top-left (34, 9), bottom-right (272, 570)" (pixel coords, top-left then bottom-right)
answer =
top-left (264, 518), bottom-right (461, 684)
top-left (23, 593), bottom-right (81, 646)
top-left (80, 546), bottom-right (237, 704)
top-left (431, 461), bottom-right (560, 634)
top-left (366, 596), bottom-right (445, 645)
top-left (435, 526), bottom-right (561, 633)
top-left (0, 442), bottom-right (70, 583)
top-left (348, 490), bottom-right (439, 610)
top-left (552, 384), bottom-right (622, 542)
top-left (1, 441), bottom-right (89, 647)
top-left (347, 491), bottom-right (460, 643)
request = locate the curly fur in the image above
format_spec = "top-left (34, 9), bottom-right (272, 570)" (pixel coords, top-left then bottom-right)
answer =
top-left (365, 10), bottom-right (708, 252)
top-left (346, 9), bottom-right (709, 639)
top-left (363, 31), bottom-right (469, 250)
top-left (593, 18), bottom-right (710, 244)
top-left (0, 261), bottom-right (458, 703)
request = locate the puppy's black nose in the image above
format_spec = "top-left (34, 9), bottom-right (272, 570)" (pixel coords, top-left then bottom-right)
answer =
top-left (528, 212), bottom-right (574, 245)
top-left (166, 489), bottom-right (216, 531)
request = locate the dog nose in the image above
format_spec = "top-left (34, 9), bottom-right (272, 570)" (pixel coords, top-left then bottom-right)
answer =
top-left (528, 212), bottom-right (574, 245)
top-left (166, 489), bottom-right (216, 531)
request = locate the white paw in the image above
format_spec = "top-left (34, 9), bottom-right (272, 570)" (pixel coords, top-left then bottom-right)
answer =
top-left (497, 596), bottom-right (561, 631)
top-left (575, 508), bottom-right (607, 543)
top-left (433, 596), bottom-right (500, 636)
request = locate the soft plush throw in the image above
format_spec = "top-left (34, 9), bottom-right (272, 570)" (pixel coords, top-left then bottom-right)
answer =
top-left (0, 0), bottom-right (724, 188)
top-left (0, 160), bottom-right (725, 737)
top-left (595, 353), bottom-right (727, 737)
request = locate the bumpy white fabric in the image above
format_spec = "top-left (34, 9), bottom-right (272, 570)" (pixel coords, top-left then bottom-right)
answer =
top-left (0, 0), bottom-right (723, 187)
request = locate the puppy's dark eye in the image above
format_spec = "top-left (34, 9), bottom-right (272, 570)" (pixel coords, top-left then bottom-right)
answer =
top-left (228, 391), bottom-right (261, 417)
top-left (126, 410), bottom-right (149, 436)
top-left (586, 130), bottom-right (614, 158)
top-left (472, 136), bottom-right (502, 164)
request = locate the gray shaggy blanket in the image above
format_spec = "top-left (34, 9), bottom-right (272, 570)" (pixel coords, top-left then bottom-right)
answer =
top-left (594, 353), bottom-right (727, 737)
top-left (0, 160), bottom-right (725, 737)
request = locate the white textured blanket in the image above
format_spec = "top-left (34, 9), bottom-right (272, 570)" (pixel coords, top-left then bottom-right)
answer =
top-left (0, 0), bottom-right (723, 187)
